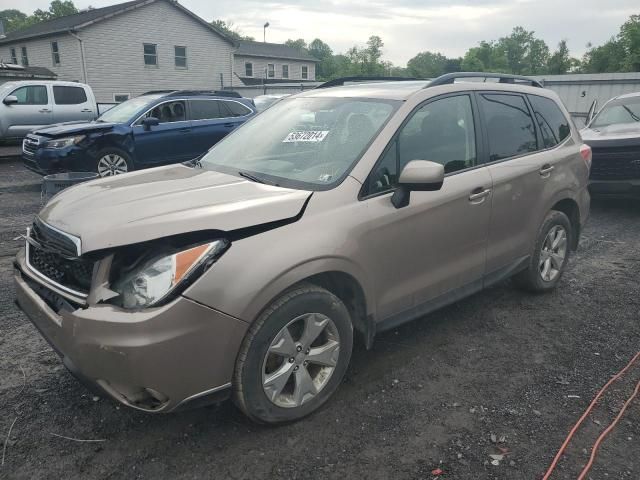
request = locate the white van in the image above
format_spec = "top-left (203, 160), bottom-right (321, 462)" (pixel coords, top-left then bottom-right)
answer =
top-left (0, 80), bottom-right (97, 140)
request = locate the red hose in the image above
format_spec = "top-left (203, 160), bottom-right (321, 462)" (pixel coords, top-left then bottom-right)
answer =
top-left (542, 351), bottom-right (640, 480)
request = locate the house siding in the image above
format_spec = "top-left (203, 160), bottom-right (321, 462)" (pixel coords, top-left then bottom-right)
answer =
top-left (233, 55), bottom-right (315, 85)
top-left (0, 34), bottom-right (83, 82)
top-left (80, 0), bottom-right (233, 102)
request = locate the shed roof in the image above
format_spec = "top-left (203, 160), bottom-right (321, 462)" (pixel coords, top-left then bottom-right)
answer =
top-left (236, 41), bottom-right (319, 62)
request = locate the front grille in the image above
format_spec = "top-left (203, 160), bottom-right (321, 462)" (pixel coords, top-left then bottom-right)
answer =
top-left (22, 136), bottom-right (39, 156)
top-left (27, 243), bottom-right (93, 295)
top-left (590, 146), bottom-right (640, 180)
top-left (26, 219), bottom-right (90, 296)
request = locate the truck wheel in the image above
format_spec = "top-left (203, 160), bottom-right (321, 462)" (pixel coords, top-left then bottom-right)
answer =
top-left (95, 149), bottom-right (132, 177)
top-left (514, 210), bottom-right (572, 292)
top-left (233, 283), bottom-right (353, 424)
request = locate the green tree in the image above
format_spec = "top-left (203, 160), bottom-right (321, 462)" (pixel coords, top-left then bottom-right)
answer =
top-left (308, 38), bottom-right (334, 79)
top-left (619, 14), bottom-right (640, 71)
top-left (407, 51), bottom-right (449, 77)
top-left (210, 19), bottom-right (253, 41)
top-left (581, 38), bottom-right (626, 73)
top-left (32, 0), bottom-right (78, 23)
top-left (0, 9), bottom-right (29, 33)
top-left (547, 39), bottom-right (572, 74)
top-left (285, 38), bottom-right (308, 52)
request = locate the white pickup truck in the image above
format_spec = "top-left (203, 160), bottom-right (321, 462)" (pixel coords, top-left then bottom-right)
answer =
top-left (0, 80), bottom-right (100, 141)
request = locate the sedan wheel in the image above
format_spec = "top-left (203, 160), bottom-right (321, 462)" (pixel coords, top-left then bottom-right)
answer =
top-left (262, 313), bottom-right (340, 408)
top-left (97, 153), bottom-right (129, 177)
top-left (539, 225), bottom-right (567, 282)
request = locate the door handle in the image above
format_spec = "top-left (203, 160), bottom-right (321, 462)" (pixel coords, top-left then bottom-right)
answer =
top-left (469, 187), bottom-right (492, 203)
top-left (179, 128), bottom-right (191, 133)
top-left (224, 123), bottom-right (236, 128)
top-left (540, 164), bottom-right (555, 177)
top-left (80, 108), bottom-right (93, 113)
top-left (38, 109), bottom-right (51, 113)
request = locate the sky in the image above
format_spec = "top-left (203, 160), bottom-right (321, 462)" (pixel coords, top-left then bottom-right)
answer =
top-left (3, 0), bottom-right (638, 66)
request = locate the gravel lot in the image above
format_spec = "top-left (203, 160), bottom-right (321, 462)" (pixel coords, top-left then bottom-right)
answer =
top-left (0, 159), bottom-right (639, 480)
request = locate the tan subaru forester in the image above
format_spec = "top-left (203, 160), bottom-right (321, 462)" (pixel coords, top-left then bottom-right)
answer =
top-left (15, 73), bottom-right (591, 424)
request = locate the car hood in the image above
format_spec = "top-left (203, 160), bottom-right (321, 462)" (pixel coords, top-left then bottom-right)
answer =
top-left (581, 122), bottom-right (640, 146)
top-left (32, 121), bottom-right (118, 137)
top-left (38, 165), bottom-right (312, 254)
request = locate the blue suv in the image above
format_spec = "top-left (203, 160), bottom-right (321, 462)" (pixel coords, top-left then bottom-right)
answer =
top-left (22, 90), bottom-right (256, 177)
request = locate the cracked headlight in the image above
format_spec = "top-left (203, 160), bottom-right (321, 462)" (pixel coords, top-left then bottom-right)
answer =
top-left (111, 240), bottom-right (228, 309)
top-left (43, 135), bottom-right (86, 149)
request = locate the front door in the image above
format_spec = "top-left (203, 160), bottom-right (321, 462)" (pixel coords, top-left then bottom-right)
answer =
top-left (132, 100), bottom-right (193, 166)
top-left (359, 94), bottom-right (493, 323)
top-left (4, 84), bottom-right (52, 137)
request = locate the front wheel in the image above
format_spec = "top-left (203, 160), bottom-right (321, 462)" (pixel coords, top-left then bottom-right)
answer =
top-left (514, 210), bottom-right (572, 292)
top-left (95, 149), bottom-right (132, 177)
top-left (233, 284), bottom-right (353, 424)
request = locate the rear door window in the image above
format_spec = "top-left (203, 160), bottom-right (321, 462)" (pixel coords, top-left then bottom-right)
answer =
top-left (223, 100), bottom-right (252, 117)
top-left (528, 95), bottom-right (571, 148)
top-left (478, 93), bottom-right (537, 161)
top-left (11, 85), bottom-right (48, 105)
top-left (53, 86), bottom-right (88, 105)
top-left (189, 100), bottom-right (225, 120)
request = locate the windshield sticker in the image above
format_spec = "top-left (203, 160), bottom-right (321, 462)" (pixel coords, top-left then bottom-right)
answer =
top-left (283, 130), bottom-right (329, 143)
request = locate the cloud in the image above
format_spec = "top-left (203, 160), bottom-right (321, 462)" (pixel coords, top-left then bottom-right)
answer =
top-left (12, 0), bottom-right (639, 65)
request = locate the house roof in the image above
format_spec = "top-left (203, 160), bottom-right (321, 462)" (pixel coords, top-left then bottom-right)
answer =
top-left (236, 41), bottom-right (319, 62)
top-left (0, 64), bottom-right (57, 79)
top-left (0, 0), bottom-right (233, 45)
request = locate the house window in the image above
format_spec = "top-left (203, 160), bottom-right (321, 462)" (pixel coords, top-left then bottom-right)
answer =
top-left (21, 46), bottom-right (28, 66)
top-left (114, 94), bottom-right (130, 103)
top-left (51, 41), bottom-right (60, 66)
top-left (245, 62), bottom-right (253, 77)
top-left (174, 46), bottom-right (187, 68)
top-left (302, 65), bottom-right (308, 79)
top-left (10, 48), bottom-right (17, 64)
top-left (267, 63), bottom-right (275, 78)
top-left (282, 65), bottom-right (289, 78)
top-left (143, 43), bottom-right (157, 66)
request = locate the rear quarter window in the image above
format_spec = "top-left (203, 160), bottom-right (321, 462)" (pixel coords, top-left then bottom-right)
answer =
top-left (528, 95), bottom-right (571, 148)
top-left (53, 86), bottom-right (88, 105)
top-left (223, 101), bottom-right (252, 117)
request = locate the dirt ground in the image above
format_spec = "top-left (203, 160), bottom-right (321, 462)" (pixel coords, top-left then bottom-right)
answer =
top-left (0, 158), bottom-right (639, 480)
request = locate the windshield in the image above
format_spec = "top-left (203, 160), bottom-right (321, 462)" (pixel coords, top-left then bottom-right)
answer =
top-left (97, 95), bottom-right (161, 123)
top-left (591, 97), bottom-right (640, 128)
top-left (199, 96), bottom-right (399, 189)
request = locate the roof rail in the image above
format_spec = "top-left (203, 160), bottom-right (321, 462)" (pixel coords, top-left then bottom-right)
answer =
top-left (316, 76), bottom-right (425, 89)
top-left (426, 72), bottom-right (543, 88)
top-left (141, 90), bottom-right (243, 98)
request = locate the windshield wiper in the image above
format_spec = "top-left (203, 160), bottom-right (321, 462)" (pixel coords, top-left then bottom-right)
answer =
top-left (238, 170), bottom-right (267, 184)
top-left (622, 105), bottom-right (640, 122)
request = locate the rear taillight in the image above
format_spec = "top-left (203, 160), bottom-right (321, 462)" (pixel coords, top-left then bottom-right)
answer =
top-left (580, 144), bottom-right (592, 169)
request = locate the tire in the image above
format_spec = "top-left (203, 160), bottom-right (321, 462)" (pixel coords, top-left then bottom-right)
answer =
top-left (514, 210), bottom-right (572, 292)
top-left (94, 148), bottom-right (133, 177)
top-left (233, 283), bottom-right (353, 424)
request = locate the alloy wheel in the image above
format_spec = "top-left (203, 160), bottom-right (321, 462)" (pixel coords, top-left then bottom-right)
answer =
top-left (97, 154), bottom-right (128, 177)
top-left (539, 225), bottom-right (567, 282)
top-left (262, 313), bottom-right (341, 408)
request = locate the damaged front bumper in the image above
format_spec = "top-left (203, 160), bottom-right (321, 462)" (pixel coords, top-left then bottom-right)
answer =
top-left (14, 248), bottom-right (248, 412)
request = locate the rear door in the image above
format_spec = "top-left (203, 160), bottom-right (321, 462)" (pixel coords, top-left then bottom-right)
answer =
top-left (4, 84), bottom-right (52, 137)
top-left (132, 100), bottom-right (193, 166)
top-left (52, 85), bottom-right (95, 123)
top-left (478, 91), bottom-right (574, 277)
top-left (188, 99), bottom-right (230, 156)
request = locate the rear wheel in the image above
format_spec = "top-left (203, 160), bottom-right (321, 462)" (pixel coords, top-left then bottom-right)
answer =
top-left (514, 210), bottom-right (572, 292)
top-left (95, 149), bottom-right (132, 177)
top-left (233, 284), bottom-right (353, 424)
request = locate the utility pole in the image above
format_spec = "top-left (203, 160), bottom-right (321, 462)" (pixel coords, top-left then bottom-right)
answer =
top-left (263, 22), bottom-right (269, 43)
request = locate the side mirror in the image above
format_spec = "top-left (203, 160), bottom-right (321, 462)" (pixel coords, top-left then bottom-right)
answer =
top-left (142, 117), bottom-right (160, 130)
top-left (3, 95), bottom-right (18, 105)
top-left (391, 160), bottom-right (444, 209)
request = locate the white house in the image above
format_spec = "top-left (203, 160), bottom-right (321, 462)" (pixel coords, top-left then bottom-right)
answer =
top-left (0, 0), bottom-right (320, 103)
